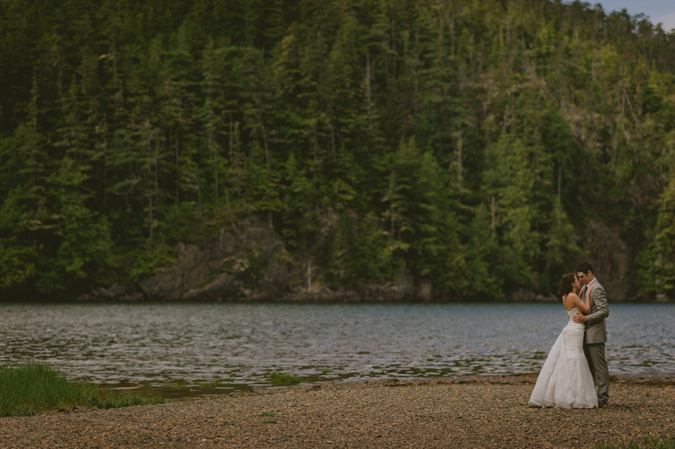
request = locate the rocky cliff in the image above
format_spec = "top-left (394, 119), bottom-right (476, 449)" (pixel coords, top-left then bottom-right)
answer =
top-left (80, 217), bottom-right (417, 302)
top-left (79, 217), bottom-right (654, 302)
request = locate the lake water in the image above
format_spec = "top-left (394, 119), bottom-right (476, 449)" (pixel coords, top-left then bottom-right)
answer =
top-left (1, 302), bottom-right (673, 395)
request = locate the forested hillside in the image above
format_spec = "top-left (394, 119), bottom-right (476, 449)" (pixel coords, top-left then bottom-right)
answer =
top-left (1, 0), bottom-right (674, 300)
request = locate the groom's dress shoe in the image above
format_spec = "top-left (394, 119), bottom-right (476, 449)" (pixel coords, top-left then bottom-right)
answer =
top-left (598, 401), bottom-right (608, 408)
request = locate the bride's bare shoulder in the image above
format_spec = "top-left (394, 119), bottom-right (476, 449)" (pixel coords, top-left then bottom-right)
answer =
top-left (562, 292), bottom-right (580, 310)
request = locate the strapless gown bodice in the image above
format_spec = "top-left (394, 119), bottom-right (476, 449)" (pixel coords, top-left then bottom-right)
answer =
top-left (529, 307), bottom-right (598, 408)
top-left (566, 306), bottom-right (583, 320)
top-left (566, 307), bottom-right (579, 318)
top-left (565, 307), bottom-right (586, 332)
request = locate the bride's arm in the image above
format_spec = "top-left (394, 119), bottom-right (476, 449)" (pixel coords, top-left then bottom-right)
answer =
top-left (570, 293), bottom-right (591, 314)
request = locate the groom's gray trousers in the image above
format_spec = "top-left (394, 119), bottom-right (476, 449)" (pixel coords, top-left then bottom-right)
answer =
top-left (584, 342), bottom-right (609, 403)
top-left (582, 280), bottom-right (610, 404)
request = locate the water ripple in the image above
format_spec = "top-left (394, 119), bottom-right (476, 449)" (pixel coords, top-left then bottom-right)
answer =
top-left (1, 302), bottom-right (673, 392)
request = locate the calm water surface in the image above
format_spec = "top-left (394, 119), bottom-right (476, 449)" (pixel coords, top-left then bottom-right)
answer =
top-left (1, 302), bottom-right (673, 395)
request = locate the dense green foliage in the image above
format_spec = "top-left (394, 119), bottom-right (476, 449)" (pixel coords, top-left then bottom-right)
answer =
top-left (1, 0), bottom-right (675, 299)
top-left (0, 363), bottom-right (163, 416)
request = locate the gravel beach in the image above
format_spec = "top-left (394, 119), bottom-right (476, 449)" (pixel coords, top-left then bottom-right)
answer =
top-left (1, 375), bottom-right (673, 449)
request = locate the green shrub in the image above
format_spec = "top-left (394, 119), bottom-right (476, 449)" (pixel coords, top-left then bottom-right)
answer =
top-left (270, 373), bottom-right (301, 386)
top-left (0, 363), bottom-right (163, 417)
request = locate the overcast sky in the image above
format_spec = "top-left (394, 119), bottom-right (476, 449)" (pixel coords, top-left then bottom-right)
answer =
top-left (592, 0), bottom-right (675, 32)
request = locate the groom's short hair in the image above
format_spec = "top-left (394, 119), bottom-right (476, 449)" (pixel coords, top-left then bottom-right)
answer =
top-left (576, 262), bottom-right (594, 274)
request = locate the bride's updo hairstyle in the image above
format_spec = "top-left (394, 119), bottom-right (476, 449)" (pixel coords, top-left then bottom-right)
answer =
top-left (558, 273), bottom-right (577, 297)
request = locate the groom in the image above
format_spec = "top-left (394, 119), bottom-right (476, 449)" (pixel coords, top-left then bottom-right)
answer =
top-left (573, 262), bottom-right (610, 408)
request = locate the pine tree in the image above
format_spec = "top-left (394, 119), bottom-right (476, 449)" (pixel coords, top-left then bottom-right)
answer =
top-left (466, 203), bottom-right (502, 299)
top-left (638, 178), bottom-right (675, 297)
top-left (481, 133), bottom-right (540, 291)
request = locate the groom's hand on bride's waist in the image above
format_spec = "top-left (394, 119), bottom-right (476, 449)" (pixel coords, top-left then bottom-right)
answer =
top-left (572, 313), bottom-right (587, 323)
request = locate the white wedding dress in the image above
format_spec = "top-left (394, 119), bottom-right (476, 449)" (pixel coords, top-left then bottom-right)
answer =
top-left (529, 307), bottom-right (598, 408)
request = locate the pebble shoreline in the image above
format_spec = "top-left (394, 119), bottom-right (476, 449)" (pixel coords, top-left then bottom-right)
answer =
top-left (1, 375), bottom-right (673, 449)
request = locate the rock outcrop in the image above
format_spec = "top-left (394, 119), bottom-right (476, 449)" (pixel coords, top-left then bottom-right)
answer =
top-left (81, 218), bottom-right (282, 301)
top-left (79, 217), bottom-right (644, 302)
top-left (579, 219), bottom-right (632, 301)
top-left (79, 217), bottom-right (417, 302)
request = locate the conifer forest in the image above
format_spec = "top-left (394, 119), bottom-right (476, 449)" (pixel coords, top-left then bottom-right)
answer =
top-left (1, 0), bottom-right (675, 300)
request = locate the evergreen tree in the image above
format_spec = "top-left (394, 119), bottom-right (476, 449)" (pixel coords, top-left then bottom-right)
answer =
top-left (637, 178), bottom-right (675, 297)
top-left (1, 0), bottom-right (675, 299)
top-left (481, 133), bottom-right (540, 291)
top-left (466, 203), bottom-right (502, 299)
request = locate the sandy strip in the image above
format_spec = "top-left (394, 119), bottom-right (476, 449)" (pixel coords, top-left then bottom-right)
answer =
top-left (1, 376), bottom-right (673, 449)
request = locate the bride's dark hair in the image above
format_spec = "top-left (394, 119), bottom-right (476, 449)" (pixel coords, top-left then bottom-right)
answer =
top-left (558, 273), bottom-right (577, 297)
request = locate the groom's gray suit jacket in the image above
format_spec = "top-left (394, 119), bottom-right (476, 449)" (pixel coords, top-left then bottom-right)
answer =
top-left (583, 279), bottom-right (609, 344)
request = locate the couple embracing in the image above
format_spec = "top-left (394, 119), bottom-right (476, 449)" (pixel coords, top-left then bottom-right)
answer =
top-left (529, 262), bottom-right (610, 409)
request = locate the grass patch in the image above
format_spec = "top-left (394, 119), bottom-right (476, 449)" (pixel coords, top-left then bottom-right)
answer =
top-left (595, 437), bottom-right (675, 449)
top-left (0, 363), bottom-right (163, 417)
top-left (270, 373), bottom-right (302, 386)
top-left (259, 412), bottom-right (277, 424)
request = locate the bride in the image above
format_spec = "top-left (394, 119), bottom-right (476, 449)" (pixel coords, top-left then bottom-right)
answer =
top-left (529, 273), bottom-right (598, 408)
